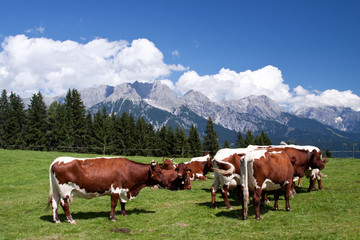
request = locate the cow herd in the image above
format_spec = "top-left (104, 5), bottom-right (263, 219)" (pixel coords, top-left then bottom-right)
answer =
top-left (46, 144), bottom-right (327, 224)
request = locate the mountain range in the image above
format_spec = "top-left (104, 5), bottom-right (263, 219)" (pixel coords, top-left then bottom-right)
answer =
top-left (48, 81), bottom-right (360, 153)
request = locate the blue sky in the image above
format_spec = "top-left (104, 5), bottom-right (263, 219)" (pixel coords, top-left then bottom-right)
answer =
top-left (0, 0), bottom-right (359, 111)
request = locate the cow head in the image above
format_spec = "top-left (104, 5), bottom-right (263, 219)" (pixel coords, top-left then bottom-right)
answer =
top-left (204, 156), bottom-right (214, 173)
top-left (309, 149), bottom-right (326, 170)
top-left (150, 161), bottom-right (170, 188)
top-left (175, 163), bottom-right (191, 190)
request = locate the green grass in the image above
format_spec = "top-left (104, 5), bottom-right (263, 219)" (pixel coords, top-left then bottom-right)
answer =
top-left (1, 149), bottom-right (359, 239)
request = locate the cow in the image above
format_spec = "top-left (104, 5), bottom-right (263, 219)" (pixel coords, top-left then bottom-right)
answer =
top-left (303, 167), bottom-right (327, 192)
top-left (46, 157), bottom-right (170, 224)
top-left (160, 158), bottom-right (176, 170)
top-left (185, 153), bottom-right (213, 181)
top-left (210, 147), bottom-right (259, 209)
top-left (160, 162), bottom-right (192, 190)
top-left (211, 153), bottom-right (243, 209)
top-left (240, 149), bottom-right (295, 220)
top-left (249, 144), bottom-right (327, 202)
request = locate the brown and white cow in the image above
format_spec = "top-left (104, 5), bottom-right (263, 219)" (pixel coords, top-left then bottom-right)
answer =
top-left (47, 157), bottom-right (170, 224)
top-left (240, 149), bottom-right (294, 220)
top-left (211, 147), bottom-right (259, 209)
top-left (211, 153), bottom-right (243, 209)
top-left (185, 153), bottom-right (213, 181)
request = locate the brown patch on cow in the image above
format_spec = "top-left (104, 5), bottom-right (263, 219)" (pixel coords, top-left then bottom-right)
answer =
top-left (110, 228), bottom-right (131, 233)
top-left (172, 222), bottom-right (189, 227)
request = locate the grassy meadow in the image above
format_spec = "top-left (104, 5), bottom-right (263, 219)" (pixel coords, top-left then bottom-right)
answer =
top-left (0, 149), bottom-right (359, 239)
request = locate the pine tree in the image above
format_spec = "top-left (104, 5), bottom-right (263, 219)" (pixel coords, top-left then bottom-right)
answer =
top-left (175, 127), bottom-right (190, 158)
top-left (236, 131), bottom-right (247, 148)
top-left (112, 113), bottom-right (125, 155)
top-left (0, 89), bottom-right (9, 148)
top-left (25, 91), bottom-right (47, 150)
top-left (134, 117), bottom-right (152, 156)
top-left (165, 125), bottom-right (176, 157)
top-left (224, 140), bottom-right (230, 148)
top-left (203, 117), bottom-right (220, 156)
top-left (47, 101), bottom-right (67, 151)
top-left (255, 130), bottom-right (272, 146)
top-left (188, 124), bottom-right (202, 157)
top-left (93, 107), bottom-right (112, 155)
top-left (6, 92), bottom-right (26, 148)
top-left (156, 125), bottom-right (167, 157)
top-left (245, 130), bottom-right (255, 147)
top-left (83, 111), bottom-right (94, 152)
top-left (71, 89), bottom-right (86, 150)
top-left (63, 89), bottom-right (75, 149)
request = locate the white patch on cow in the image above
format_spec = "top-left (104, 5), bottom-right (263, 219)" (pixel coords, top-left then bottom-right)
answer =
top-left (213, 148), bottom-right (250, 161)
top-left (261, 179), bottom-right (281, 191)
top-left (187, 153), bottom-right (210, 163)
top-left (53, 156), bottom-right (118, 165)
top-left (195, 173), bottom-right (204, 178)
top-left (111, 185), bottom-right (136, 203)
top-left (52, 172), bottom-right (111, 201)
top-left (293, 176), bottom-right (299, 182)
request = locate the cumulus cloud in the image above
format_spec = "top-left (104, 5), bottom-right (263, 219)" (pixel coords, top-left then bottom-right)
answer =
top-left (175, 66), bottom-right (360, 112)
top-left (176, 65), bottom-right (292, 103)
top-left (0, 35), bottom-right (188, 98)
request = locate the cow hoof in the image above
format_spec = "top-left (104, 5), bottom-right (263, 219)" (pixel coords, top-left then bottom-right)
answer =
top-left (241, 216), bottom-right (247, 220)
top-left (110, 217), bottom-right (117, 222)
top-left (272, 207), bottom-right (279, 211)
top-left (319, 188), bottom-right (322, 191)
top-left (298, 184), bottom-right (302, 188)
top-left (286, 208), bottom-right (292, 212)
top-left (255, 216), bottom-right (262, 220)
top-left (226, 206), bottom-right (233, 210)
top-left (69, 220), bottom-right (77, 225)
top-left (54, 220), bottom-right (61, 224)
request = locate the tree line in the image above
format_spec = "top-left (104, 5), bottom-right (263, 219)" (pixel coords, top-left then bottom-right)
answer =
top-left (0, 88), bottom-right (272, 157)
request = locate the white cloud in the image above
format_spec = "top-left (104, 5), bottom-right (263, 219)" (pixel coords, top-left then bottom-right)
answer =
top-left (0, 35), bottom-right (187, 98)
top-left (175, 66), bottom-right (360, 112)
top-left (176, 65), bottom-right (292, 103)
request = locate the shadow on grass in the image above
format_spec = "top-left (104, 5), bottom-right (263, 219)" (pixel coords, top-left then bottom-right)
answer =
top-left (215, 204), bottom-right (274, 220)
top-left (40, 208), bottom-right (155, 223)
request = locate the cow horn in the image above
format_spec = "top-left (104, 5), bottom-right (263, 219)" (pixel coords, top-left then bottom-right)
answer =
top-left (151, 160), bottom-right (157, 166)
top-left (322, 157), bottom-right (329, 163)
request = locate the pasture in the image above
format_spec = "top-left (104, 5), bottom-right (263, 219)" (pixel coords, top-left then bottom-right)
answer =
top-left (0, 149), bottom-right (359, 240)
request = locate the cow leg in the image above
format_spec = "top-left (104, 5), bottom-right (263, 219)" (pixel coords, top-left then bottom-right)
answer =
top-left (210, 186), bottom-right (218, 209)
top-left (285, 183), bottom-right (292, 212)
top-left (261, 191), bottom-right (270, 206)
top-left (60, 196), bottom-right (75, 224)
top-left (317, 178), bottom-right (323, 190)
top-left (120, 202), bottom-right (127, 216)
top-left (308, 177), bottom-right (316, 192)
top-left (290, 181), bottom-right (296, 197)
top-left (253, 188), bottom-right (262, 220)
top-left (110, 193), bottom-right (119, 221)
top-left (273, 190), bottom-right (279, 211)
top-left (221, 185), bottom-right (233, 210)
top-left (241, 186), bottom-right (248, 220)
top-left (51, 195), bottom-right (61, 224)
top-left (298, 178), bottom-right (302, 188)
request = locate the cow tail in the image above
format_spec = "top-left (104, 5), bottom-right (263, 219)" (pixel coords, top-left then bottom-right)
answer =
top-left (45, 163), bottom-right (54, 211)
top-left (212, 160), bottom-right (235, 176)
top-left (240, 154), bottom-right (249, 219)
